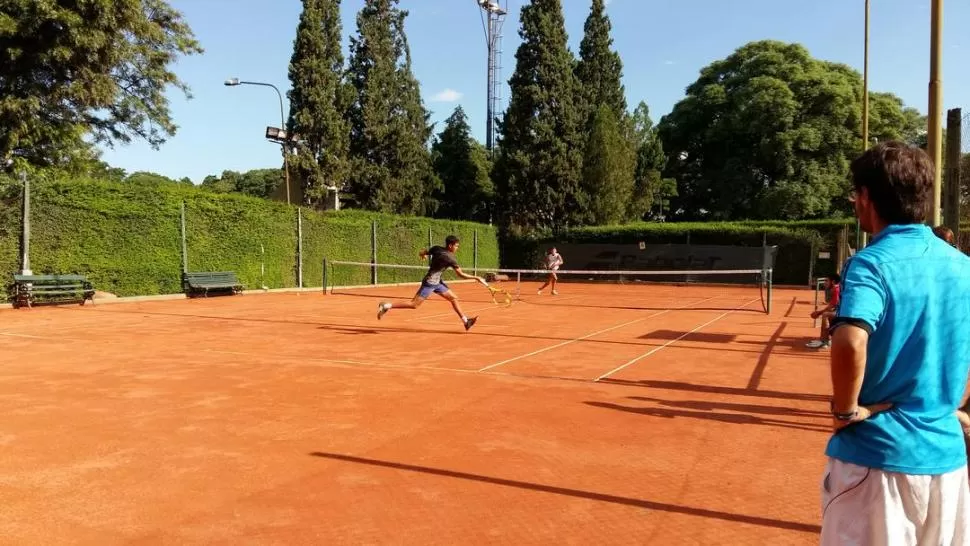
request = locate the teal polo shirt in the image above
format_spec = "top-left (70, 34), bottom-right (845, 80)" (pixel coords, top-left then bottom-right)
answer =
top-left (825, 224), bottom-right (970, 474)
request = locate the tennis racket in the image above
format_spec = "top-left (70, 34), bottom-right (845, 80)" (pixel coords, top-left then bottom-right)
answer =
top-left (479, 278), bottom-right (513, 307)
top-left (487, 285), bottom-right (513, 307)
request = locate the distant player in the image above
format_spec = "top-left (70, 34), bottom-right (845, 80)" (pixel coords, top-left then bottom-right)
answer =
top-left (377, 235), bottom-right (483, 331)
top-left (933, 225), bottom-right (956, 247)
top-left (806, 273), bottom-right (840, 349)
top-left (537, 247), bottom-right (564, 295)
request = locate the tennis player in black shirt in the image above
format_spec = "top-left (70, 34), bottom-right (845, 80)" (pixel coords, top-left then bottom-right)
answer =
top-left (377, 235), bottom-right (484, 331)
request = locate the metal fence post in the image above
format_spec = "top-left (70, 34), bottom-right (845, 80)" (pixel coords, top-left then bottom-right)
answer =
top-left (297, 207), bottom-right (303, 288)
top-left (473, 230), bottom-right (479, 275)
top-left (371, 220), bottom-right (378, 285)
top-left (180, 200), bottom-right (188, 274)
top-left (19, 171), bottom-right (31, 275)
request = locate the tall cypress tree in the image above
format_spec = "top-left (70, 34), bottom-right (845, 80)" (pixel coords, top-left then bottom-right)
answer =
top-left (346, 0), bottom-right (437, 215)
top-left (494, 0), bottom-right (583, 234)
top-left (432, 106), bottom-right (493, 222)
top-left (576, 0), bottom-right (625, 121)
top-left (287, 0), bottom-right (351, 206)
top-left (575, 0), bottom-right (632, 224)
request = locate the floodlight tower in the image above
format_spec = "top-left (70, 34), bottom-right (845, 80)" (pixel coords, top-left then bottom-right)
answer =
top-left (477, 0), bottom-right (507, 155)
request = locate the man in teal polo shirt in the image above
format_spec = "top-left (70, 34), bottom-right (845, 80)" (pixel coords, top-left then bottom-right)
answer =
top-left (822, 141), bottom-right (970, 544)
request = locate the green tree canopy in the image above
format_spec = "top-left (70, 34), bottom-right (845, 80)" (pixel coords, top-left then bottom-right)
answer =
top-left (124, 171), bottom-right (188, 186)
top-left (628, 101), bottom-right (674, 220)
top-left (0, 0), bottom-right (202, 168)
top-left (431, 106), bottom-right (494, 223)
top-left (658, 40), bottom-right (923, 220)
top-left (346, 0), bottom-right (438, 215)
top-left (575, 0), bottom-right (625, 122)
top-left (494, 0), bottom-right (583, 234)
top-left (201, 169), bottom-right (283, 198)
top-left (583, 104), bottom-right (634, 224)
top-left (287, 0), bottom-right (352, 206)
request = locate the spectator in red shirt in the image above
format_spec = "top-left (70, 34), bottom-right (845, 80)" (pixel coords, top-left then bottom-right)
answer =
top-left (807, 273), bottom-right (841, 349)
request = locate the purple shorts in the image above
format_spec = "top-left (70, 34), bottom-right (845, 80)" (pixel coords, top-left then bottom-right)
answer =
top-left (417, 281), bottom-right (450, 299)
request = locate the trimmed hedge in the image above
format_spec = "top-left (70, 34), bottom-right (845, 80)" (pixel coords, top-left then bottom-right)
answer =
top-left (0, 176), bottom-right (499, 299)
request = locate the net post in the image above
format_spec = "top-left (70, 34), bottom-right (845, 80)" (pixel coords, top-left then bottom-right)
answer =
top-left (516, 271), bottom-right (521, 301)
top-left (371, 220), bottom-right (378, 285)
top-left (322, 258), bottom-right (328, 295)
top-left (813, 277), bottom-right (821, 328)
top-left (766, 269), bottom-right (773, 315)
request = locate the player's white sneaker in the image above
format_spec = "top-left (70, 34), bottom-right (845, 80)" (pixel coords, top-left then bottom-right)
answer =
top-left (552, 290), bottom-right (559, 296)
top-left (537, 289), bottom-right (542, 295)
top-left (805, 339), bottom-right (830, 349)
top-left (377, 303), bottom-right (390, 320)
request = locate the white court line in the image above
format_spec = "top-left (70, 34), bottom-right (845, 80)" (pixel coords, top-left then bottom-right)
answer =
top-left (407, 294), bottom-right (583, 322)
top-left (593, 297), bottom-right (760, 382)
top-left (406, 303), bottom-right (498, 322)
top-left (477, 295), bottom-right (719, 373)
top-left (0, 332), bottom-right (58, 340)
top-left (201, 349), bottom-right (476, 375)
top-left (202, 349), bottom-right (378, 367)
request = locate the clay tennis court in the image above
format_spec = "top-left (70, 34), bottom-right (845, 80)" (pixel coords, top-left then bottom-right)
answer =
top-left (0, 280), bottom-right (832, 544)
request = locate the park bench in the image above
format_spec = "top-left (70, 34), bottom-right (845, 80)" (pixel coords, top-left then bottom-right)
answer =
top-left (181, 271), bottom-right (243, 298)
top-left (8, 274), bottom-right (95, 309)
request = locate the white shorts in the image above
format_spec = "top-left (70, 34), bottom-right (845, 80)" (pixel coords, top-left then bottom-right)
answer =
top-left (821, 457), bottom-right (970, 545)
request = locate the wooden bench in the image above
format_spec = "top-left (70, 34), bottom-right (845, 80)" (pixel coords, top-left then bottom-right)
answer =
top-left (9, 274), bottom-right (95, 309)
top-left (182, 271), bottom-right (243, 298)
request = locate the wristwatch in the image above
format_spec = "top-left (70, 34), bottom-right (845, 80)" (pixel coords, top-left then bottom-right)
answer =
top-left (832, 408), bottom-right (859, 421)
top-left (830, 401), bottom-right (858, 421)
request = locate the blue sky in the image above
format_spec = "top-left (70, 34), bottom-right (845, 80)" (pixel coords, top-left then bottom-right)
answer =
top-left (99, 0), bottom-right (969, 182)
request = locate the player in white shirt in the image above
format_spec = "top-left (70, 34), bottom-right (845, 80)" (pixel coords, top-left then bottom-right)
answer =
top-left (537, 247), bottom-right (563, 295)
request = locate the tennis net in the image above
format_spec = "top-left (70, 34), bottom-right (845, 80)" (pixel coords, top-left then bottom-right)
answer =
top-left (324, 259), bottom-right (774, 314)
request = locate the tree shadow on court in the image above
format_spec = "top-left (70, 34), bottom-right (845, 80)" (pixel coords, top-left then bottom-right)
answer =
top-left (628, 396), bottom-right (829, 418)
top-left (308, 451), bottom-right (821, 535)
top-left (597, 379), bottom-right (829, 403)
top-left (85, 308), bottom-right (820, 361)
top-left (584, 401), bottom-right (830, 434)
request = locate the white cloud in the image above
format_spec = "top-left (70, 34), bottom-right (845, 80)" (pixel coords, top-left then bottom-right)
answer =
top-left (663, 60), bottom-right (676, 66)
top-left (431, 88), bottom-right (463, 103)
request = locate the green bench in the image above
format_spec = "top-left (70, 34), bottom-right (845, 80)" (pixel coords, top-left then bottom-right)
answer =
top-left (182, 271), bottom-right (243, 297)
top-left (9, 274), bottom-right (95, 309)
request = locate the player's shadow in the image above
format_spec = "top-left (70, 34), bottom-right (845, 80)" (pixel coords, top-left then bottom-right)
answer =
top-left (307, 451), bottom-right (821, 535)
top-left (584, 401), bottom-right (830, 434)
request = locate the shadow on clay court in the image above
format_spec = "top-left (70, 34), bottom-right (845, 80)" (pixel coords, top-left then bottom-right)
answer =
top-left (331, 290), bottom-right (767, 314)
top-left (597, 379), bottom-right (830, 403)
top-left (308, 451), bottom-right (822, 535)
top-left (79, 307), bottom-right (823, 363)
top-left (584, 401), bottom-right (830, 434)
top-left (628, 396), bottom-right (829, 418)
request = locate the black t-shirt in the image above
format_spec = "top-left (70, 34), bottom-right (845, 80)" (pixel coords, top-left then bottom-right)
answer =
top-left (424, 246), bottom-right (459, 285)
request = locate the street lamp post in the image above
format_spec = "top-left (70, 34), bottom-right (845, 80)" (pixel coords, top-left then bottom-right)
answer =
top-left (858, 0), bottom-right (870, 250)
top-left (224, 78), bottom-right (291, 205)
top-left (927, 0), bottom-right (944, 226)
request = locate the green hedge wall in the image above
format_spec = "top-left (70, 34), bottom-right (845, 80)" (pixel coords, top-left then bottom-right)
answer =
top-left (502, 222), bottom-right (830, 286)
top-left (0, 176), bottom-right (499, 299)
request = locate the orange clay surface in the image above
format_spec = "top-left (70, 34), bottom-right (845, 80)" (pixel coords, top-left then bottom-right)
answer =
top-left (0, 281), bottom-right (832, 545)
